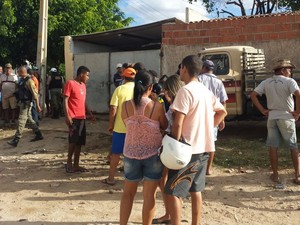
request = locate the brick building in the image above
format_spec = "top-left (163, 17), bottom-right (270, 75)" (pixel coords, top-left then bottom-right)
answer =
top-left (65, 12), bottom-right (300, 112)
top-left (161, 12), bottom-right (300, 75)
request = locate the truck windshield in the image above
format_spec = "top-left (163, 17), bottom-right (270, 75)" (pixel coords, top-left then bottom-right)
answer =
top-left (202, 54), bottom-right (229, 76)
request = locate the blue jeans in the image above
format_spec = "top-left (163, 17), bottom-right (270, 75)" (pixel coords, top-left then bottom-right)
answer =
top-left (31, 101), bottom-right (39, 126)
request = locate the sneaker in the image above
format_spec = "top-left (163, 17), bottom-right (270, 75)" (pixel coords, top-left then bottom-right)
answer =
top-left (7, 138), bottom-right (19, 147)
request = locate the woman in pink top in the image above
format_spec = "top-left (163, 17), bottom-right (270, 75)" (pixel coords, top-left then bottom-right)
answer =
top-left (120, 70), bottom-right (168, 225)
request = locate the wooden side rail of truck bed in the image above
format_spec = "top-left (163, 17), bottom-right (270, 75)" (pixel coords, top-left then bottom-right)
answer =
top-left (244, 69), bottom-right (300, 94)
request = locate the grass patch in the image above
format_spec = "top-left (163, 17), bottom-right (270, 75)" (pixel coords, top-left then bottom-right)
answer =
top-left (214, 136), bottom-right (293, 169)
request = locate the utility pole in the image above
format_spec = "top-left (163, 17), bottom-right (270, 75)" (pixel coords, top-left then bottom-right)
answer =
top-left (36, 0), bottom-right (48, 117)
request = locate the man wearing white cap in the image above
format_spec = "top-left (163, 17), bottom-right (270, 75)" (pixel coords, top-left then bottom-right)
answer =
top-left (251, 59), bottom-right (300, 185)
top-left (113, 63), bottom-right (123, 87)
top-left (0, 63), bottom-right (18, 123)
top-left (47, 67), bottom-right (64, 119)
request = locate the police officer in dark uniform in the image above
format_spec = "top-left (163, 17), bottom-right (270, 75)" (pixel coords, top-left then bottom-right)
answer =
top-left (47, 67), bottom-right (64, 119)
top-left (7, 66), bottom-right (43, 147)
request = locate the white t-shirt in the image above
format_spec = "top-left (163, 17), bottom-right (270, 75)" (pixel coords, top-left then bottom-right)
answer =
top-left (254, 75), bottom-right (299, 120)
top-left (165, 106), bottom-right (173, 133)
top-left (0, 73), bottom-right (18, 97)
top-left (171, 81), bottom-right (224, 154)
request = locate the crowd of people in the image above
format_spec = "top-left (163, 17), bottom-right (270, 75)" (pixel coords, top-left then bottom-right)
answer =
top-left (0, 63), bottom-right (66, 146)
top-left (1, 56), bottom-right (300, 224)
top-left (0, 63), bottom-right (66, 123)
top-left (109, 58), bottom-right (225, 224)
top-left (107, 57), bottom-right (300, 224)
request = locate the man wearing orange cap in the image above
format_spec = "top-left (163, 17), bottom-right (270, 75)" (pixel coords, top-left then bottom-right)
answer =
top-left (251, 59), bottom-right (300, 185)
top-left (103, 67), bottom-right (136, 185)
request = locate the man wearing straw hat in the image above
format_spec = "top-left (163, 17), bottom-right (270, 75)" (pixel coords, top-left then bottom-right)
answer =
top-left (251, 59), bottom-right (300, 185)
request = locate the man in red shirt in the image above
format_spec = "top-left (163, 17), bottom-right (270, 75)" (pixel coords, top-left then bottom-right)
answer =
top-left (64, 66), bottom-right (95, 173)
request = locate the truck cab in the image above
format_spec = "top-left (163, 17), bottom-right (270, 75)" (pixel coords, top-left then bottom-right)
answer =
top-left (199, 46), bottom-right (266, 117)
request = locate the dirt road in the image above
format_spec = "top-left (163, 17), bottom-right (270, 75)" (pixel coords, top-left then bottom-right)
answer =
top-left (0, 116), bottom-right (299, 225)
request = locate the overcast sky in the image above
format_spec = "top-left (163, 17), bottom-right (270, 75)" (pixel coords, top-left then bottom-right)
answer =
top-left (118, 0), bottom-right (254, 26)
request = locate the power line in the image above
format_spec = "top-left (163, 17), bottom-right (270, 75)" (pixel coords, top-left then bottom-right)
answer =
top-left (119, 0), bottom-right (156, 21)
top-left (138, 0), bottom-right (169, 19)
top-left (120, 0), bottom-right (169, 22)
top-left (131, 0), bottom-right (166, 20)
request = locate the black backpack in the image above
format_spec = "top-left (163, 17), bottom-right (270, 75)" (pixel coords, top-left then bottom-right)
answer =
top-left (15, 76), bottom-right (33, 103)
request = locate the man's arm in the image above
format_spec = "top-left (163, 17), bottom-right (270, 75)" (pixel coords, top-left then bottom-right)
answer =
top-left (214, 107), bottom-right (227, 127)
top-left (64, 96), bottom-right (72, 127)
top-left (158, 103), bottom-right (168, 131)
top-left (33, 95), bottom-right (41, 112)
top-left (28, 79), bottom-right (41, 112)
top-left (250, 91), bottom-right (269, 116)
top-left (171, 110), bottom-right (185, 140)
top-left (294, 90), bottom-right (300, 113)
top-left (291, 89), bottom-right (300, 120)
top-left (108, 105), bottom-right (117, 133)
top-left (218, 101), bottom-right (226, 131)
top-left (85, 102), bottom-right (95, 122)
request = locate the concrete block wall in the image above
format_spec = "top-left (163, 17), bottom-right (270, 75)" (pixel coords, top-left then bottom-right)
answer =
top-left (161, 12), bottom-right (300, 75)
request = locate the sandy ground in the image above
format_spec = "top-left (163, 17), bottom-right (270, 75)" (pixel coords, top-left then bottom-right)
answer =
top-left (0, 116), bottom-right (300, 225)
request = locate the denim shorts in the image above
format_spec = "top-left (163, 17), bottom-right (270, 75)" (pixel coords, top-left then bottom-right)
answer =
top-left (123, 154), bottom-right (163, 182)
top-left (164, 153), bottom-right (209, 198)
top-left (266, 119), bottom-right (298, 149)
top-left (112, 132), bottom-right (125, 154)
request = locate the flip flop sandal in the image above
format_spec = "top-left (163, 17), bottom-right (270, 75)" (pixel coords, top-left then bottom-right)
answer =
top-left (274, 183), bottom-right (285, 189)
top-left (74, 167), bottom-right (88, 172)
top-left (102, 178), bottom-right (116, 186)
top-left (293, 179), bottom-right (300, 185)
top-left (152, 218), bottom-right (171, 224)
top-left (65, 164), bottom-right (74, 173)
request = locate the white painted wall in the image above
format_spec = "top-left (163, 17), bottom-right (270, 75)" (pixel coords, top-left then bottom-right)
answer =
top-left (110, 49), bottom-right (161, 97)
top-left (74, 53), bottom-right (110, 113)
top-left (73, 41), bottom-right (112, 54)
top-left (67, 35), bottom-right (161, 113)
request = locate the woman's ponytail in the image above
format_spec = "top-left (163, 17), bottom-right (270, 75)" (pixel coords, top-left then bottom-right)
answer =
top-left (133, 70), bottom-right (154, 106)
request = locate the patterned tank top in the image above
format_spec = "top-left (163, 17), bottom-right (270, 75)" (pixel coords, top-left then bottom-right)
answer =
top-left (123, 97), bottom-right (163, 159)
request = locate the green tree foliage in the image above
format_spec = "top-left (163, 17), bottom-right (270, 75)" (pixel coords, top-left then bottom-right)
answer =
top-left (188, 0), bottom-right (300, 17)
top-left (0, 0), bottom-right (132, 67)
top-left (281, 0), bottom-right (300, 11)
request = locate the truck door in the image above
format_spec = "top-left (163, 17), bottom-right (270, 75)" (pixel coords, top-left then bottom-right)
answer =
top-left (201, 53), bottom-right (243, 116)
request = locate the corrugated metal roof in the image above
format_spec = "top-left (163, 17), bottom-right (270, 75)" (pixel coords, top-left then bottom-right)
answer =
top-left (69, 12), bottom-right (299, 51)
top-left (70, 18), bottom-right (182, 51)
